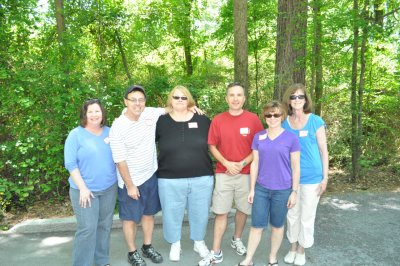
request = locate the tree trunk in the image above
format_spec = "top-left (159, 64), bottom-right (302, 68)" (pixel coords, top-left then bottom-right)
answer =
top-left (374, 0), bottom-right (384, 26)
top-left (54, 0), bottom-right (65, 44)
top-left (313, 0), bottom-right (323, 116)
top-left (183, 38), bottom-right (193, 76)
top-left (351, 0), bottom-right (360, 181)
top-left (357, 4), bottom-right (368, 176)
top-left (183, 0), bottom-right (193, 76)
top-left (251, 5), bottom-right (260, 111)
top-left (274, 0), bottom-right (307, 100)
top-left (115, 30), bottom-right (132, 83)
top-left (233, 0), bottom-right (249, 95)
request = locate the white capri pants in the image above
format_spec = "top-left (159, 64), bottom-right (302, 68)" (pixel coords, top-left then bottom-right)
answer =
top-left (286, 183), bottom-right (321, 248)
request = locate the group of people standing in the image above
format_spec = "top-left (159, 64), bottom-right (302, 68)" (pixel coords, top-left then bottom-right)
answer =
top-left (64, 82), bottom-right (328, 266)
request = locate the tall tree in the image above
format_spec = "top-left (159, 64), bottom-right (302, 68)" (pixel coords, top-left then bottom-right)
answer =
top-left (54, 0), bottom-right (65, 44)
top-left (115, 29), bottom-right (132, 83)
top-left (167, 0), bottom-right (195, 76)
top-left (274, 0), bottom-right (308, 100)
top-left (350, 0), bottom-right (360, 181)
top-left (233, 0), bottom-right (248, 94)
top-left (182, 0), bottom-right (194, 76)
top-left (311, 0), bottom-right (323, 115)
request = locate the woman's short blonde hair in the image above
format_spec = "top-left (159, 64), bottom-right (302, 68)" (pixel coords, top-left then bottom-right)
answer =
top-left (167, 85), bottom-right (196, 109)
top-left (282, 83), bottom-right (313, 115)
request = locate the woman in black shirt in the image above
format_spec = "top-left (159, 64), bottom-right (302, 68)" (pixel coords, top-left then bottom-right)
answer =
top-left (156, 85), bottom-right (214, 262)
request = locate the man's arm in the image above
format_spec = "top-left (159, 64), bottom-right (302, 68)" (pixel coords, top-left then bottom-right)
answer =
top-left (116, 161), bottom-right (140, 200)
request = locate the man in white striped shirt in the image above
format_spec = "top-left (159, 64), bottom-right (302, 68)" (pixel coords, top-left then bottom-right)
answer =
top-left (110, 85), bottom-right (165, 266)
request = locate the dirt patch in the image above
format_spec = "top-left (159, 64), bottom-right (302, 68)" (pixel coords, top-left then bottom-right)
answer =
top-left (1, 166), bottom-right (399, 231)
top-left (326, 166), bottom-right (400, 194)
top-left (1, 200), bottom-right (74, 231)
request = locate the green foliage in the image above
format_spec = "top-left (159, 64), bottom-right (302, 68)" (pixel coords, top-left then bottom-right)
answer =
top-left (1, 0), bottom-right (400, 213)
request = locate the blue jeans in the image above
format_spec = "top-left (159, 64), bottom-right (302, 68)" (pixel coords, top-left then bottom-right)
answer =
top-left (251, 183), bottom-right (291, 228)
top-left (158, 175), bottom-right (214, 243)
top-left (70, 183), bottom-right (117, 266)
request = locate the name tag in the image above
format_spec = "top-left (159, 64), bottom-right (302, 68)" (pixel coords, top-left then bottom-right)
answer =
top-left (259, 134), bottom-right (267, 140)
top-left (104, 137), bottom-right (110, 144)
top-left (299, 130), bottom-right (308, 137)
top-left (188, 122), bottom-right (198, 128)
top-left (240, 127), bottom-right (250, 135)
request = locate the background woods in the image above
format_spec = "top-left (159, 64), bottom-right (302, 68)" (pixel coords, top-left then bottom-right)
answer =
top-left (0, 0), bottom-right (399, 214)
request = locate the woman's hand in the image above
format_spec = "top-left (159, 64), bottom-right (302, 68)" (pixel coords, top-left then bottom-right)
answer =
top-left (317, 178), bottom-right (328, 196)
top-left (247, 190), bottom-right (255, 204)
top-left (79, 187), bottom-right (94, 208)
top-left (287, 191), bottom-right (297, 208)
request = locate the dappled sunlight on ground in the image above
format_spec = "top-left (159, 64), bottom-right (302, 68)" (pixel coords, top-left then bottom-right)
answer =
top-left (40, 236), bottom-right (73, 247)
top-left (320, 197), bottom-right (360, 210)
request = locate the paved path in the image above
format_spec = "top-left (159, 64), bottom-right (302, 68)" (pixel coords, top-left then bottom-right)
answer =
top-left (1, 191), bottom-right (399, 266)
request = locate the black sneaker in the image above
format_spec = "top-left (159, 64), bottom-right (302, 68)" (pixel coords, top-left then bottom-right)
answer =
top-left (141, 245), bottom-right (163, 263)
top-left (127, 250), bottom-right (146, 266)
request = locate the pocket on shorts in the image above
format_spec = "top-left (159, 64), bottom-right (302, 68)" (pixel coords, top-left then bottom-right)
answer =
top-left (118, 186), bottom-right (128, 203)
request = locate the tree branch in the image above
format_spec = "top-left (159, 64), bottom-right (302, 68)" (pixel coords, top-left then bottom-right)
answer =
top-left (382, 7), bottom-right (400, 18)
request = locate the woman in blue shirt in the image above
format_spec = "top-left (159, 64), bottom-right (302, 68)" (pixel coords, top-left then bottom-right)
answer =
top-left (64, 99), bottom-right (117, 266)
top-left (281, 84), bottom-right (329, 266)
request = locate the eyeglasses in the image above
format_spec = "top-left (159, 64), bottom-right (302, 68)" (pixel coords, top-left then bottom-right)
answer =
top-left (264, 113), bottom-right (282, 118)
top-left (126, 98), bottom-right (146, 103)
top-left (172, 96), bottom-right (188, 100)
top-left (289, 94), bottom-right (305, 100)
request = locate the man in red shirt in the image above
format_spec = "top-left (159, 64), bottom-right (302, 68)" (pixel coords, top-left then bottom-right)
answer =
top-left (198, 82), bottom-right (264, 266)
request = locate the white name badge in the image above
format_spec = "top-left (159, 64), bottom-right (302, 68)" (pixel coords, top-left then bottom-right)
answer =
top-left (259, 133), bottom-right (267, 140)
top-left (240, 127), bottom-right (250, 135)
top-left (104, 137), bottom-right (110, 144)
top-left (299, 130), bottom-right (308, 137)
top-left (188, 122), bottom-right (198, 128)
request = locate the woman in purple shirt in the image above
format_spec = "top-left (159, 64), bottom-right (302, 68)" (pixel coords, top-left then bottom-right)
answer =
top-left (238, 101), bottom-right (300, 266)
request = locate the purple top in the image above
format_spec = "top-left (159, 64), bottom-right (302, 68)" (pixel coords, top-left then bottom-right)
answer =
top-left (251, 129), bottom-right (300, 190)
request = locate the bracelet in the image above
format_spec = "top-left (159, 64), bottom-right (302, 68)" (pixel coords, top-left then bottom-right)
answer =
top-left (292, 189), bottom-right (298, 193)
top-left (241, 160), bottom-right (247, 167)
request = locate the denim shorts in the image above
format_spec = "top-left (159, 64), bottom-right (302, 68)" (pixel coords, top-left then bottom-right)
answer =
top-left (118, 174), bottom-right (161, 223)
top-left (251, 183), bottom-right (291, 228)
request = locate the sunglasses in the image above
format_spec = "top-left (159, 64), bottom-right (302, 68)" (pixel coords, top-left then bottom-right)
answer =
top-left (172, 96), bottom-right (188, 100)
top-left (264, 113), bottom-right (282, 118)
top-left (289, 94), bottom-right (305, 100)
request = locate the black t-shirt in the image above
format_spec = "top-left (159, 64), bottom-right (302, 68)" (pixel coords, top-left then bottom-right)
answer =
top-left (156, 113), bottom-right (214, 178)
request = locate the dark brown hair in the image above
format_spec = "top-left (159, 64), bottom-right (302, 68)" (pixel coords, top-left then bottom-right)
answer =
top-left (79, 98), bottom-right (107, 127)
top-left (282, 83), bottom-right (313, 115)
top-left (226, 82), bottom-right (244, 94)
top-left (262, 100), bottom-right (287, 121)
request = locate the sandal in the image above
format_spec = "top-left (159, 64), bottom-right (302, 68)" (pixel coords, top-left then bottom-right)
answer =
top-left (268, 261), bottom-right (279, 266)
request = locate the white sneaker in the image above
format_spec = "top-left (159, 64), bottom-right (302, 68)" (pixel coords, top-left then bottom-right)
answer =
top-left (197, 250), bottom-right (223, 266)
top-left (284, 251), bottom-right (297, 264)
top-left (169, 241), bottom-right (181, 261)
top-left (294, 252), bottom-right (306, 266)
top-left (194, 240), bottom-right (210, 258)
top-left (230, 237), bottom-right (247, 256)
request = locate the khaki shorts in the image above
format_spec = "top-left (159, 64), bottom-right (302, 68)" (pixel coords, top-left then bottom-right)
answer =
top-left (211, 173), bottom-right (251, 215)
